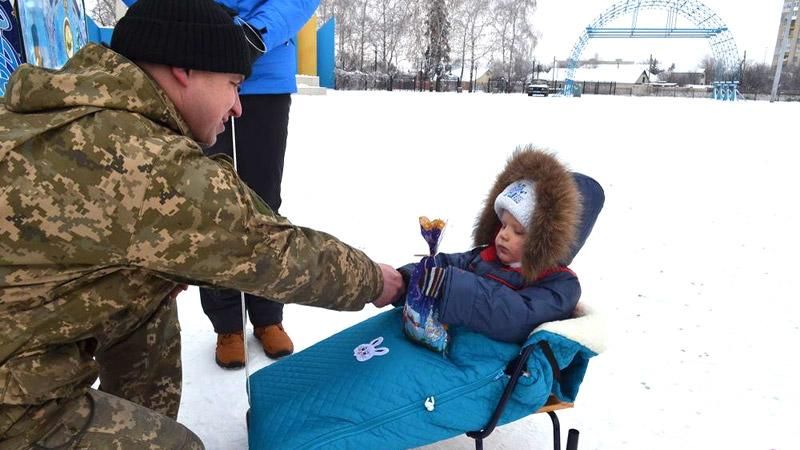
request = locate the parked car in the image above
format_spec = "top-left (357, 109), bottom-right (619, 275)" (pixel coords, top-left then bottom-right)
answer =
top-left (526, 80), bottom-right (550, 96)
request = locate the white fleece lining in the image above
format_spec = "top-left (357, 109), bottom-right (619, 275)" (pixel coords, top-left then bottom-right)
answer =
top-left (529, 303), bottom-right (607, 354)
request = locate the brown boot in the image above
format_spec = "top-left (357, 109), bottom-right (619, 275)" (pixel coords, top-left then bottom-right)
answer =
top-left (215, 331), bottom-right (245, 369)
top-left (254, 324), bottom-right (294, 359)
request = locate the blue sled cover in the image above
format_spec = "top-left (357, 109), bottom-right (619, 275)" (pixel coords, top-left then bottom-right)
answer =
top-left (248, 304), bottom-right (604, 449)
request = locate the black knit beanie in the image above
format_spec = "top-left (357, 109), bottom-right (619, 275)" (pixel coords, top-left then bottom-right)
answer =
top-left (111, 0), bottom-right (256, 77)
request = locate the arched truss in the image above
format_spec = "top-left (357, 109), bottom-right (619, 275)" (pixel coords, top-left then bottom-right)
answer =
top-left (564, 0), bottom-right (740, 85)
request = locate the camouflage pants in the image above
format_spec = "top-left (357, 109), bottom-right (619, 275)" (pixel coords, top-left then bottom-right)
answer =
top-left (1, 294), bottom-right (195, 449)
top-left (27, 390), bottom-right (203, 450)
top-left (96, 291), bottom-right (183, 419)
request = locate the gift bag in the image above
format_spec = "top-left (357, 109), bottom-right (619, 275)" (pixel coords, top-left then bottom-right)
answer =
top-left (402, 217), bottom-right (450, 353)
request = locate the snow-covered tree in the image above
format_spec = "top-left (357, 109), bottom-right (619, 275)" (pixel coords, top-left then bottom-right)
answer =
top-left (649, 55), bottom-right (664, 75)
top-left (319, 0), bottom-right (359, 70)
top-left (466, 0), bottom-right (492, 91)
top-left (489, 0), bottom-right (536, 87)
top-left (423, 0), bottom-right (451, 91)
top-left (373, 0), bottom-right (412, 73)
top-left (319, 0), bottom-right (540, 91)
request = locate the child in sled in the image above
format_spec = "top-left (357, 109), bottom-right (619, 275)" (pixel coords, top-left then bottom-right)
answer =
top-left (246, 146), bottom-right (605, 449)
top-left (399, 145), bottom-right (604, 345)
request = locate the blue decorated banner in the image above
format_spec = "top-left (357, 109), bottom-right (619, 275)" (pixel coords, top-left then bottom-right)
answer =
top-left (18, 0), bottom-right (88, 69)
top-left (0, 0), bottom-right (24, 95)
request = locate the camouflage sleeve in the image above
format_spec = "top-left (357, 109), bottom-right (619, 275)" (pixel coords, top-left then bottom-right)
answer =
top-left (126, 137), bottom-right (383, 311)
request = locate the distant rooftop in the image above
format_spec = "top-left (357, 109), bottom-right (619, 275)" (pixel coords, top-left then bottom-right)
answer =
top-left (551, 64), bottom-right (653, 83)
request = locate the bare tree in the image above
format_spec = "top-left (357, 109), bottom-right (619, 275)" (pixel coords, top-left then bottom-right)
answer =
top-left (490, 1), bottom-right (511, 71)
top-left (423, 0), bottom-right (451, 91)
top-left (402, 0), bottom-right (428, 76)
top-left (739, 62), bottom-right (772, 93)
top-left (505, 0), bottom-right (535, 83)
top-left (319, 0), bottom-right (348, 69)
top-left (487, 0), bottom-right (536, 89)
top-left (373, 0), bottom-right (411, 73)
top-left (320, 0), bottom-right (365, 71)
top-left (778, 62), bottom-right (800, 91)
top-left (466, 0), bottom-right (492, 91)
top-left (700, 55), bottom-right (716, 84)
top-left (356, 0), bottom-right (372, 71)
top-left (320, 0), bottom-right (540, 93)
top-left (449, 0), bottom-right (469, 85)
top-left (91, 0), bottom-right (119, 26)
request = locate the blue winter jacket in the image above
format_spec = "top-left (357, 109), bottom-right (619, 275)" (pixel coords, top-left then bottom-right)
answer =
top-left (121, 0), bottom-right (318, 94)
top-left (217, 0), bottom-right (319, 94)
top-left (399, 172), bottom-right (605, 343)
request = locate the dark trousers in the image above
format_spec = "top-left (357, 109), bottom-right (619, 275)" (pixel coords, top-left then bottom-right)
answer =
top-left (200, 94), bottom-right (292, 333)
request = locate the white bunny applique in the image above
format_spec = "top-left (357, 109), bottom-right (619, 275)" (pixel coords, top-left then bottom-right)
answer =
top-left (354, 336), bottom-right (390, 362)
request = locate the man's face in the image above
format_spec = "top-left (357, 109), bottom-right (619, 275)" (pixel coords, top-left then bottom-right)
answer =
top-left (180, 70), bottom-right (244, 147)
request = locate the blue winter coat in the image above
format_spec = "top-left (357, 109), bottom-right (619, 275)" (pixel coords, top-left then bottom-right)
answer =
top-left (121, 0), bottom-right (319, 94)
top-left (216, 0), bottom-right (319, 95)
top-left (401, 248), bottom-right (581, 343)
top-left (399, 172), bottom-right (605, 343)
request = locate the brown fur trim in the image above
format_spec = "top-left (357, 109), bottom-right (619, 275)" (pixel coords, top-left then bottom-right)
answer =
top-left (473, 145), bottom-right (581, 280)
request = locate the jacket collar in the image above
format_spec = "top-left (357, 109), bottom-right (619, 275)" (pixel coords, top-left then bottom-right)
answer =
top-left (4, 43), bottom-right (194, 140)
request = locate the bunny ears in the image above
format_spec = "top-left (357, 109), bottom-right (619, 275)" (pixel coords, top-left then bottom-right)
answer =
top-left (354, 337), bottom-right (390, 362)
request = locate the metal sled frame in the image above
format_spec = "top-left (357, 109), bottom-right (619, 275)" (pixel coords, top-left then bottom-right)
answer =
top-left (466, 342), bottom-right (580, 450)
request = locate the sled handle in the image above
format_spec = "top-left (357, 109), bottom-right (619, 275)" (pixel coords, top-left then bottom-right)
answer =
top-left (466, 343), bottom-right (536, 441)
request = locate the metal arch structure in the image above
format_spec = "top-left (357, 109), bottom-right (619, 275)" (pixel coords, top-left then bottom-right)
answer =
top-left (563, 0), bottom-right (741, 96)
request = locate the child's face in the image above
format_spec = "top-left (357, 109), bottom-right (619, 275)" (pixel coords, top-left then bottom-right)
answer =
top-left (495, 211), bottom-right (525, 265)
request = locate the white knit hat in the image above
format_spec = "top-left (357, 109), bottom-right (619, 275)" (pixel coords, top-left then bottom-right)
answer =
top-left (494, 179), bottom-right (536, 228)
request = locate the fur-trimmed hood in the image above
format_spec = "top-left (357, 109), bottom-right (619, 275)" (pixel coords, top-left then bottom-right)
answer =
top-left (473, 146), bottom-right (584, 280)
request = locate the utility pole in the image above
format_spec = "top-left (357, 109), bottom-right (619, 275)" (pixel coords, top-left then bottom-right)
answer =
top-left (772, 0), bottom-right (799, 102)
top-left (740, 50), bottom-right (746, 82)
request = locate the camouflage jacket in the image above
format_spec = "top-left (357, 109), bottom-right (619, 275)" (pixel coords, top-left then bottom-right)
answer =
top-left (0, 44), bottom-right (382, 413)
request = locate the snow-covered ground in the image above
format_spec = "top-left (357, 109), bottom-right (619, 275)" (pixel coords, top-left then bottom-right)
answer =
top-left (175, 91), bottom-right (800, 449)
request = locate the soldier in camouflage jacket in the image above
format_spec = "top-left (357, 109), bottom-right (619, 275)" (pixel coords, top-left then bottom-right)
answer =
top-left (0, 0), bottom-right (401, 447)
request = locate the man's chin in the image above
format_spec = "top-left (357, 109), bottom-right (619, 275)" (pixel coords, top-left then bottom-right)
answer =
top-left (198, 137), bottom-right (216, 148)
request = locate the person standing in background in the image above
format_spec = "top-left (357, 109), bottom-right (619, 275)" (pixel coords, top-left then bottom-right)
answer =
top-left (201, 0), bottom-right (320, 368)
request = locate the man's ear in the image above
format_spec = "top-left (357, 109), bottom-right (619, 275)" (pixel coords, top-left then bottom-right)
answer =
top-left (170, 67), bottom-right (192, 87)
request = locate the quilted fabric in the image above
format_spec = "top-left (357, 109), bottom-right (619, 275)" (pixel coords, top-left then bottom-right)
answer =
top-left (248, 307), bottom-right (598, 449)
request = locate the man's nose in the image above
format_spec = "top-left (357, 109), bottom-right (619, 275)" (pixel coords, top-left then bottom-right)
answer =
top-left (231, 93), bottom-right (243, 118)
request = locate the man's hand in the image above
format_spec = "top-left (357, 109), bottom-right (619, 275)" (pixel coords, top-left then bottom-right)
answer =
top-left (372, 264), bottom-right (404, 308)
top-left (168, 284), bottom-right (188, 300)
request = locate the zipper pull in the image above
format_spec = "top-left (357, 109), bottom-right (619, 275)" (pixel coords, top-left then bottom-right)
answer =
top-left (424, 396), bottom-right (435, 412)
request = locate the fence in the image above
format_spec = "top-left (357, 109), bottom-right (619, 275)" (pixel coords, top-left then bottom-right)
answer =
top-left (574, 82), bottom-right (800, 101)
top-left (334, 72), bottom-right (534, 93)
top-left (574, 82), bottom-right (709, 98)
top-left (739, 91), bottom-right (800, 101)
top-left (335, 72), bottom-right (468, 92)
top-left (332, 71), bottom-right (800, 101)
top-left (580, 82), bottom-right (631, 96)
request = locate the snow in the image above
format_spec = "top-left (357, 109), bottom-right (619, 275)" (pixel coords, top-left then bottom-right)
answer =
top-left (175, 91), bottom-right (800, 449)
